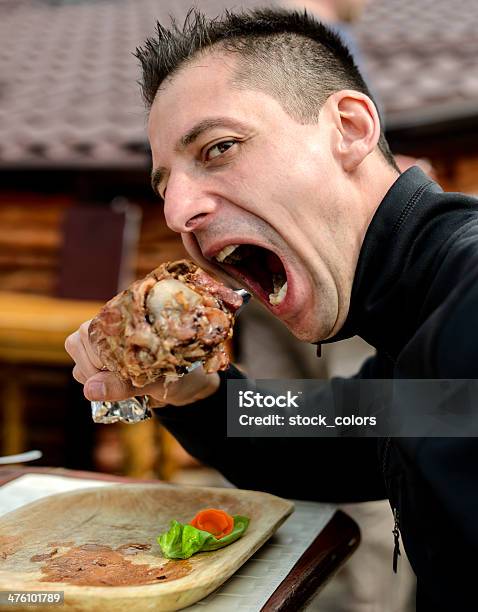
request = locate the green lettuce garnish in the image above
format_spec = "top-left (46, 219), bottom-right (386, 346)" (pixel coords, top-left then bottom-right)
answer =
top-left (157, 515), bottom-right (249, 559)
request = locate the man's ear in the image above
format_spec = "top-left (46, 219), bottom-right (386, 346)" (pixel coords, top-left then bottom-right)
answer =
top-left (330, 90), bottom-right (381, 172)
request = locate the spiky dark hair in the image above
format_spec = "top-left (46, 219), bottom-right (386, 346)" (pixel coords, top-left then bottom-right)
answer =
top-left (135, 7), bottom-right (397, 169)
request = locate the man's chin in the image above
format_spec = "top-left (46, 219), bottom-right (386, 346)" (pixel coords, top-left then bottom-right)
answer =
top-left (281, 316), bottom-right (325, 344)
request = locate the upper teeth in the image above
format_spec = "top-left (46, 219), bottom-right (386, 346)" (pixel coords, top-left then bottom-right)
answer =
top-left (215, 244), bottom-right (240, 263)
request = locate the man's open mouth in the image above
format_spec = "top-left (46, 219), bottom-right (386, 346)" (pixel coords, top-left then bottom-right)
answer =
top-left (213, 244), bottom-right (288, 307)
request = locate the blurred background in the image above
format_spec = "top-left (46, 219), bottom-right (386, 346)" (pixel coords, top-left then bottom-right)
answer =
top-left (0, 0), bottom-right (477, 485)
top-left (2, 2), bottom-right (477, 609)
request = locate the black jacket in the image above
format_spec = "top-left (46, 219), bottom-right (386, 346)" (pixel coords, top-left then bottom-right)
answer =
top-left (157, 167), bottom-right (478, 611)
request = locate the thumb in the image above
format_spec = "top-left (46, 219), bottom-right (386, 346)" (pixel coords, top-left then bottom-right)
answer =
top-left (84, 372), bottom-right (137, 401)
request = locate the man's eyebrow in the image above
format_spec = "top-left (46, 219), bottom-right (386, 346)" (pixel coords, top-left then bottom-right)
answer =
top-left (151, 117), bottom-right (248, 195)
top-left (178, 117), bottom-right (248, 149)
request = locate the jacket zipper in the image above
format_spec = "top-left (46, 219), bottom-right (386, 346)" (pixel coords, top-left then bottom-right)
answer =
top-left (382, 436), bottom-right (392, 486)
top-left (382, 437), bottom-right (402, 573)
top-left (392, 507), bottom-right (401, 573)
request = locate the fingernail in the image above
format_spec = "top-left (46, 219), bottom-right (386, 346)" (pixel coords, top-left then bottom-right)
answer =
top-left (86, 381), bottom-right (106, 400)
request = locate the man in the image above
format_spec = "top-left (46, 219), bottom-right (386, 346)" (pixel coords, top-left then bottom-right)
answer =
top-left (66, 8), bottom-right (478, 610)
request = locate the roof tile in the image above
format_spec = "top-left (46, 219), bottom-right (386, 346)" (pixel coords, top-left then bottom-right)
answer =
top-left (0, 0), bottom-right (476, 167)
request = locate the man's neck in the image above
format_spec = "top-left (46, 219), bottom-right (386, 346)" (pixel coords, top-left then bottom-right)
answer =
top-left (353, 158), bottom-right (401, 255)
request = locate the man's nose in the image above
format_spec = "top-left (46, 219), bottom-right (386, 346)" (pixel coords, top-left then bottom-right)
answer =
top-left (163, 172), bottom-right (217, 233)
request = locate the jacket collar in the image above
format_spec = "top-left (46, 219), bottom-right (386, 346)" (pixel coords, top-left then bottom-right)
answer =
top-left (322, 166), bottom-right (440, 360)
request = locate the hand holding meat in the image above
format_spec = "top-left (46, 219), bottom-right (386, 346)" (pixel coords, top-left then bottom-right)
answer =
top-left (65, 260), bottom-right (242, 406)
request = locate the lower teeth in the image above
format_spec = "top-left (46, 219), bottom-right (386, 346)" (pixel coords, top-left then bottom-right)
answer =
top-left (269, 275), bottom-right (287, 305)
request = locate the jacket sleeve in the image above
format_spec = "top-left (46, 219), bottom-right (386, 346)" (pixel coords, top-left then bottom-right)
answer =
top-left (155, 356), bottom-right (389, 503)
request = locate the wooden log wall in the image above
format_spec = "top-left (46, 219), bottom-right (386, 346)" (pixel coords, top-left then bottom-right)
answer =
top-left (436, 154), bottom-right (478, 195)
top-left (0, 189), bottom-right (187, 474)
top-left (0, 193), bottom-right (186, 296)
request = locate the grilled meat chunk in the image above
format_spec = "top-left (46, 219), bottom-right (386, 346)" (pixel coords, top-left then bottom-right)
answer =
top-left (89, 260), bottom-right (242, 386)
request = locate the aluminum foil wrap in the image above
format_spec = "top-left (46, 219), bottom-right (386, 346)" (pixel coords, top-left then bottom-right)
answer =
top-left (91, 396), bottom-right (152, 424)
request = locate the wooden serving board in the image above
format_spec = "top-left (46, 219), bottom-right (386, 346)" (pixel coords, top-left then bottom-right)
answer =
top-left (0, 483), bottom-right (293, 611)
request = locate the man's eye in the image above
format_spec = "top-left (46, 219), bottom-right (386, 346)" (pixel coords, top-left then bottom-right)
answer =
top-left (205, 140), bottom-right (236, 161)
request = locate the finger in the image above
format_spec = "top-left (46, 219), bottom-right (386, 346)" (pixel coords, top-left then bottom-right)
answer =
top-left (75, 353), bottom-right (102, 382)
top-left (72, 365), bottom-right (88, 384)
top-left (170, 366), bottom-right (219, 404)
top-left (65, 330), bottom-right (82, 361)
top-left (84, 371), bottom-right (136, 402)
top-left (121, 372), bottom-right (202, 404)
top-left (66, 330), bottom-right (101, 382)
top-left (142, 367), bottom-right (219, 407)
top-left (79, 320), bottom-right (104, 370)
